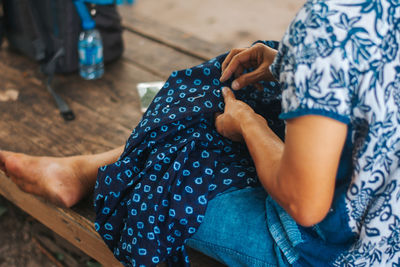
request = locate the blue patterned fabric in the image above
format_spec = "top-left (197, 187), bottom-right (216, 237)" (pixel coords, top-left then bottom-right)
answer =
top-left (270, 0), bottom-right (400, 265)
top-left (94, 41), bottom-right (285, 266)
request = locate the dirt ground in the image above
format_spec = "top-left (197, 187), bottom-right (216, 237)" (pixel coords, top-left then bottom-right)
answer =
top-left (0, 1), bottom-right (305, 266)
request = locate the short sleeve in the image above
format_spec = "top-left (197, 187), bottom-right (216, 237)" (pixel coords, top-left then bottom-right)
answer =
top-left (270, 2), bottom-right (353, 124)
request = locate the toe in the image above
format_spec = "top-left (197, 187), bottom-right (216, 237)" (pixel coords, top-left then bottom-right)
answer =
top-left (3, 154), bottom-right (21, 175)
top-left (0, 151), bottom-right (17, 175)
top-left (0, 150), bottom-right (12, 162)
top-left (2, 153), bottom-right (33, 183)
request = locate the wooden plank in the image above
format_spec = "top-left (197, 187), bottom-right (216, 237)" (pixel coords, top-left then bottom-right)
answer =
top-left (0, 13), bottom-right (228, 265)
top-left (1, 46), bottom-right (151, 132)
top-left (122, 30), bottom-right (203, 79)
top-left (0, 61), bottom-right (132, 156)
top-left (118, 7), bottom-right (230, 62)
top-left (0, 174), bottom-right (122, 267)
top-left (0, 40), bottom-right (221, 265)
top-left (0, 47), bottom-right (141, 265)
top-left (48, 60), bottom-right (154, 131)
top-left (0, 48), bottom-right (133, 265)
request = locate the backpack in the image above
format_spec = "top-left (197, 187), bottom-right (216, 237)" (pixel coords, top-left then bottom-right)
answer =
top-left (0, 0), bottom-right (3, 47)
top-left (2, 0), bottom-right (124, 120)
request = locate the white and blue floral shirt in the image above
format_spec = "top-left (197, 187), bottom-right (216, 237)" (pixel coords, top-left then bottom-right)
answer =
top-left (270, 0), bottom-right (400, 266)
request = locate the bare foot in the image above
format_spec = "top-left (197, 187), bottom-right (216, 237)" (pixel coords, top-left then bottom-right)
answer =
top-left (0, 151), bottom-right (94, 208)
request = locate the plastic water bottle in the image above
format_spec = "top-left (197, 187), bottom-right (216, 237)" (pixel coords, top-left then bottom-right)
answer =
top-left (115, 0), bottom-right (134, 5)
top-left (78, 20), bottom-right (104, 80)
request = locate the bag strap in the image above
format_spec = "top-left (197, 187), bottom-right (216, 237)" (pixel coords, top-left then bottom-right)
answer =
top-left (73, 0), bottom-right (95, 29)
top-left (27, 0), bottom-right (74, 121)
top-left (79, 0), bottom-right (123, 4)
top-left (73, 0), bottom-right (133, 29)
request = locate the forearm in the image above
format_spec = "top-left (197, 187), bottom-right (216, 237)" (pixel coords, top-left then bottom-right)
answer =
top-left (240, 113), bottom-right (345, 226)
top-left (216, 87), bottom-right (342, 225)
top-left (240, 113), bottom-right (285, 206)
top-left (240, 113), bottom-right (322, 226)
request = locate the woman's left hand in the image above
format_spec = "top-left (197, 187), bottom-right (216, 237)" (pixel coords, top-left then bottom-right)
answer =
top-left (215, 87), bottom-right (260, 142)
top-left (220, 43), bottom-right (277, 90)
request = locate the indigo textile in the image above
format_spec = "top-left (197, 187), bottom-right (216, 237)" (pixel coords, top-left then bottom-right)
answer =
top-left (94, 41), bottom-right (284, 266)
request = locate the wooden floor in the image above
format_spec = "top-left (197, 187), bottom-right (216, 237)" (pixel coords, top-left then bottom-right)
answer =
top-left (0, 6), bottom-right (229, 267)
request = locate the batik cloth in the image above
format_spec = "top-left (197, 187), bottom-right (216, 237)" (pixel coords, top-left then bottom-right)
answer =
top-left (269, 0), bottom-right (400, 266)
top-left (94, 41), bottom-right (285, 266)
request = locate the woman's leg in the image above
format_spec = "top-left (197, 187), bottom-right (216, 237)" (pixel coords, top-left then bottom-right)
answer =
top-left (0, 146), bottom-right (124, 207)
top-left (186, 187), bottom-right (289, 267)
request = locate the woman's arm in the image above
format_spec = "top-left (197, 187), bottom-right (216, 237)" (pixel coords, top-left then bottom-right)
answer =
top-left (215, 88), bottom-right (347, 226)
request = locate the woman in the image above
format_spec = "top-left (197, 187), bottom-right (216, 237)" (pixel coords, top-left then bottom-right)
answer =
top-left (2, 0), bottom-right (400, 266)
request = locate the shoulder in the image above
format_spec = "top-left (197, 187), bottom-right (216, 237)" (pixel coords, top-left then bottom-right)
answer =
top-left (272, 0), bottom-right (396, 122)
top-left (279, 0), bottom-right (394, 69)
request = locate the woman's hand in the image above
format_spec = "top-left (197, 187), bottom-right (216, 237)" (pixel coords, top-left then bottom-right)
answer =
top-left (215, 87), bottom-right (264, 142)
top-left (220, 43), bottom-right (278, 90)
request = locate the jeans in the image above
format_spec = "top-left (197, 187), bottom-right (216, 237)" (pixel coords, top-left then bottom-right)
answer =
top-left (186, 187), bottom-right (290, 267)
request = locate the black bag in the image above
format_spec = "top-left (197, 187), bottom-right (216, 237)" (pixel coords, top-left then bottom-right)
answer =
top-left (0, 0), bottom-right (3, 47)
top-left (3, 0), bottom-right (123, 73)
top-left (2, 0), bottom-right (124, 120)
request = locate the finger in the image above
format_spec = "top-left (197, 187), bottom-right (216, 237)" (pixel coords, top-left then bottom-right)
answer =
top-left (221, 48), bottom-right (255, 83)
top-left (234, 65), bottom-right (244, 79)
top-left (221, 51), bottom-right (235, 73)
top-left (221, 49), bottom-right (243, 79)
top-left (221, 48), bottom-right (245, 74)
top-left (232, 65), bottom-right (268, 90)
top-left (222, 87), bottom-right (236, 103)
top-left (214, 99), bottom-right (228, 134)
top-left (214, 112), bottom-right (225, 135)
top-left (214, 112), bottom-right (222, 121)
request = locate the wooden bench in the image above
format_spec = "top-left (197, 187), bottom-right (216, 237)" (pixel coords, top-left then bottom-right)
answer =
top-left (0, 6), bottom-right (228, 266)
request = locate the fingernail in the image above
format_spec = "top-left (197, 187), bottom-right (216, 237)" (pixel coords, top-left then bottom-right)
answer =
top-left (222, 87), bottom-right (228, 96)
top-left (232, 80), bottom-right (239, 90)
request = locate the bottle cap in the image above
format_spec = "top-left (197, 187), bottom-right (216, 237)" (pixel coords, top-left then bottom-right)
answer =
top-left (82, 19), bottom-right (95, 30)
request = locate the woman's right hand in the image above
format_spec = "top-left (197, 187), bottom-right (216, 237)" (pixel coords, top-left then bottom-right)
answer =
top-left (220, 43), bottom-right (278, 90)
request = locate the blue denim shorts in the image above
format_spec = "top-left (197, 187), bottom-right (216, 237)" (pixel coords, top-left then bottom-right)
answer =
top-left (186, 187), bottom-right (290, 267)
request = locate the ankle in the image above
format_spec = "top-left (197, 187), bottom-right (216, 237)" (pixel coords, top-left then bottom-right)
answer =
top-left (71, 155), bottom-right (99, 192)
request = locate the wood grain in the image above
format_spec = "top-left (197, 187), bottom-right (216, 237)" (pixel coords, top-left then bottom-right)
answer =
top-left (0, 10), bottom-right (226, 267)
top-left (0, 173), bottom-right (123, 267)
top-left (119, 7), bottom-right (229, 62)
